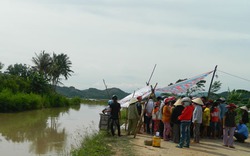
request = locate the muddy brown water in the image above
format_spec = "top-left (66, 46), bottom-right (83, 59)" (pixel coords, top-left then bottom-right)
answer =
top-left (0, 104), bottom-right (104, 156)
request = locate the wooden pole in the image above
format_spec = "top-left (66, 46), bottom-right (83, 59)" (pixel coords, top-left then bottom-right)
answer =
top-left (133, 83), bottom-right (158, 138)
top-left (146, 64), bottom-right (157, 86)
top-left (103, 79), bottom-right (110, 99)
top-left (207, 65), bottom-right (218, 99)
top-left (125, 108), bottom-right (128, 131)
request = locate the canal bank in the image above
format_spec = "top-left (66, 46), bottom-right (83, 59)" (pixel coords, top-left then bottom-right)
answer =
top-left (0, 104), bottom-right (104, 156)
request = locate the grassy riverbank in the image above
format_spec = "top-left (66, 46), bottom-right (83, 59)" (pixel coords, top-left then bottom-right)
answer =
top-left (71, 131), bottom-right (135, 156)
top-left (0, 89), bottom-right (82, 112)
top-left (81, 99), bottom-right (107, 105)
top-left (71, 107), bottom-right (134, 156)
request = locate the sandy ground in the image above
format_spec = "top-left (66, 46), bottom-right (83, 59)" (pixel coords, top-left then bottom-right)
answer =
top-left (128, 134), bottom-right (250, 156)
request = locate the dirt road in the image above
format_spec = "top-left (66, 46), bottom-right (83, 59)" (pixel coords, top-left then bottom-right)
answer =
top-left (129, 134), bottom-right (250, 156)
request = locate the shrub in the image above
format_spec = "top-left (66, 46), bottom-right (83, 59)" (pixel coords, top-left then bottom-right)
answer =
top-left (0, 89), bottom-right (43, 112)
top-left (0, 89), bottom-right (12, 112)
top-left (69, 97), bottom-right (82, 105)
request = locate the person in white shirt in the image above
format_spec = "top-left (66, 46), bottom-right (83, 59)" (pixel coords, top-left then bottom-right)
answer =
top-left (192, 98), bottom-right (204, 143)
top-left (145, 96), bottom-right (154, 134)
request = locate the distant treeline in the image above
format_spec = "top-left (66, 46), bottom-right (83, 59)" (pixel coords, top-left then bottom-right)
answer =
top-left (56, 86), bottom-right (129, 100)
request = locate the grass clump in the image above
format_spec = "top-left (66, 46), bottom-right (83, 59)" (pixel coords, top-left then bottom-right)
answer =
top-left (71, 130), bottom-right (135, 156)
top-left (71, 131), bottom-right (113, 156)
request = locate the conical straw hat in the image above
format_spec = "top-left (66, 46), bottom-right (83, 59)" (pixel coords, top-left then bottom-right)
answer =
top-left (192, 98), bottom-right (204, 105)
top-left (174, 98), bottom-right (182, 106)
top-left (129, 97), bottom-right (138, 105)
top-left (240, 106), bottom-right (248, 111)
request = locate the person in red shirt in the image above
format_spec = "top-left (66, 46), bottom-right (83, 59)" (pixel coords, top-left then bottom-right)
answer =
top-left (210, 101), bottom-right (220, 139)
top-left (176, 97), bottom-right (194, 148)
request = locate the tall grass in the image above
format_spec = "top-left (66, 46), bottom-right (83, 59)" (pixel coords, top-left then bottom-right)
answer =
top-left (71, 130), bottom-right (113, 156)
top-left (0, 89), bottom-right (42, 112)
top-left (0, 89), bottom-right (81, 112)
top-left (71, 129), bottom-right (136, 156)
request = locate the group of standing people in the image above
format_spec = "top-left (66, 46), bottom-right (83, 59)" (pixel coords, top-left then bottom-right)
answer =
top-left (128, 95), bottom-right (249, 149)
top-left (102, 94), bottom-right (249, 149)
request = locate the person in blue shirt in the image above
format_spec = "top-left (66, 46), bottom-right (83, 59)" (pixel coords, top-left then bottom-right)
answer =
top-left (234, 120), bottom-right (249, 143)
top-left (218, 98), bottom-right (228, 138)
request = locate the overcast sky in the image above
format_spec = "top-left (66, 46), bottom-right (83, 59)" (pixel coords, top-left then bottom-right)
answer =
top-left (1, 0), bottom-right (250, 93)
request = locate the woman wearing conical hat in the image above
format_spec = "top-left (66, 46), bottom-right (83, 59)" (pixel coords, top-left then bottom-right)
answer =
top-left (191, 98), bottom-right (204, 143)
top-left (240, 106), bottom-right (249, 124)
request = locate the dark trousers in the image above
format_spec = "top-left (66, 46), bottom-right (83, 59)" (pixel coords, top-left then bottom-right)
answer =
top-left (110, 118), bottom-right (121, 136)
top-left (234, 132), bottom-right (247, 142)
top-left (193, 123), bottom-right (201, 143)
top-left (145, 116), bottom-right (152, 134)
top-left (173, 123), bottom-right (180, 143)
top-left (159, 120), bottom-right (164, 137)
top-left (179, 121), bottom-right (191, 147)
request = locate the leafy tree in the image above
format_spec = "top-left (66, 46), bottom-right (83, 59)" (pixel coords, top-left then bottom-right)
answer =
top-left (227, 89), bottom-right (242, 104)
top-left (5, 63), bottom-right (32, 79)
top-left (29, 72), bottom-right (51, 94)
top-left (186, 80), bottom-right (206, 96)
top-left (0, 74), bottom-right (30, 93)
top-left (3, 63), bottom-right (51, 94)
top-left (210, 81), bottom-right (222, 93)
top-left (226, 89), bottom-right (250, 107)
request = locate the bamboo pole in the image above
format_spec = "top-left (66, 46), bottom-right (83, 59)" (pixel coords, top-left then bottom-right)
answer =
top-left (146, 64), bottom-right (157, 86)
top-left (103, 79), bottom-right (110, 98)
top-left (133, 83), bottom-right (158, 138)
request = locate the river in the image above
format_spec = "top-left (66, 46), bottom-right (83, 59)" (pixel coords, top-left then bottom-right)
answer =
top-left (0, 104), bottom-right (104, 156)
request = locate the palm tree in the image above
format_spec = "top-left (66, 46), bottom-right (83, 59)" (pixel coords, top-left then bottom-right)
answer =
top-left (49, 53), bottom-right (73, 89)
top-left (32, 50), bottom-right (52, 80)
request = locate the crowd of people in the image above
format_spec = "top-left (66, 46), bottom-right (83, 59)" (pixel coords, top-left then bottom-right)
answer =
top-left (102, 94), bottom-right (249, 149)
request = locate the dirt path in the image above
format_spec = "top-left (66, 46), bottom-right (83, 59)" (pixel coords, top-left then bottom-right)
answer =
top-left (128, 134), bottom-right (250, 156)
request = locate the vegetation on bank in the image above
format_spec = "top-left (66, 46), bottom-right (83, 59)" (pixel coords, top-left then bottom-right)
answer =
top-left (0, 51), bottom-right (81, 112)
top-left (71, 131), bottom-right (113, 156)
top-left (71, 107), bottom-right (134, 156)
top-left (71, 130), bottom-right (135, 156)
top-left (81, 99), bottom-right (108, 105)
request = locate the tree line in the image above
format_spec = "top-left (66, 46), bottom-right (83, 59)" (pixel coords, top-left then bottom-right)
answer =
top-left (0, 51), bottom-right (80, 112)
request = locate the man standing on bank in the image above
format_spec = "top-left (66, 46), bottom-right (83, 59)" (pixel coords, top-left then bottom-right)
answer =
top-left (110, 95), bottom-right (121, 136)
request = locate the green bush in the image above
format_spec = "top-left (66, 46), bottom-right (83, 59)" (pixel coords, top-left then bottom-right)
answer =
top-left (0, 89), bottom-right (12, 112)
top-left (69, 97), bottom-right (82, 105)
top-left (45, 93), bottom-right (70, 108)
top-left (0, 89), bottom-right (43, 112)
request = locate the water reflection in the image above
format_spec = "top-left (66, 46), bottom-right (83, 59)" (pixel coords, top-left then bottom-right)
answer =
top-left (0, 104), bottom-right (104, 155)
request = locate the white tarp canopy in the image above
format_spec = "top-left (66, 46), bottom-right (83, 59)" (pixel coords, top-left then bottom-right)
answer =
top-left (119, 86), bottom-right (152, 108)
top-left (119, 70), bottom-right (213, 108)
